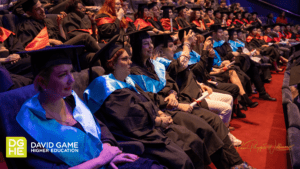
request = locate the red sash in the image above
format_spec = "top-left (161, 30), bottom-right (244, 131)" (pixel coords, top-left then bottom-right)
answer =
top-left (192, 20), bottom-right (206, 30)
top-left (285, 32), bottom-right (292, 39)
top-left (233, 19), bottom-right (244, 25)
top-left (0, 27), bottom-right (15, 43)
top-left (160, 18), bottom-right (178, 31)
top-left (206, 19), bottom-right (214, 28)
top-left (125, 17), bottom-right (133, 23)
top-left (263, 36), bottom-right (273, 43)
top-left (226, 19), bottom-right (232, 27)
top-left (134, 18), bottom-right (153, 30)
top-left (25, 26), bottom-right (49, 51)
top-left (246, 35), bottom-right (254, 43)
top-left (95, 17), bottom-right (115, 27)
top-left (243, 18), bottom-right (250, 24)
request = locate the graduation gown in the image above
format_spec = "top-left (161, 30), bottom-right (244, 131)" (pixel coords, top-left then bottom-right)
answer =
top-left (214, 18), bottom-right (222, 25)
top-left (130, 61), bottom-right (229, 158)
top-left (62, 12), bottom-right (95, 40)
top-left (134, 18), bottom-right (154, 30)
top-left (191, 19), bottom-right (207, 32)
top-left (203, 18), bottom-right (215, 28)
top-left (160, 18), bottom-right (179, 31)
top-left (232, 19), bottom-right (244, 28)
top-left (85, 74), bottom-right (201, 169)
top-left (176, 17), bottom-right (191, 29)
top-left (148, 17), bottom-right (165, 31)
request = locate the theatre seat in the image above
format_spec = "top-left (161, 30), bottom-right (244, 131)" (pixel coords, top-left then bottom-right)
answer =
top-left (0, 66), bottom-right (144, 169)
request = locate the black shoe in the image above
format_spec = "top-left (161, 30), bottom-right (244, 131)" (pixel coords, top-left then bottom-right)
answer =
top-left (233, 104), bottom-right (246, 118)
top-left (241, 94), bottom-right (259, 108)
top-left (259, 93), bottom-right (276, 101)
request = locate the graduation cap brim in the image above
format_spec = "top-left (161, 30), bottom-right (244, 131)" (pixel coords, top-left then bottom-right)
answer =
top-left (262, 24), bottom-right (271, 30)
top-left (175, 5), bottom-right (186, 12)
top-left (178, 26), bottom-right (194, 41)
top-left (13, 0), bottom-right (38, 12)
top-left (17, 45), bottom-right (84, 77)
top-left (137, 2), bottom-right (149, 10)
top-left (272, 23), bottom-right (286, 28)
top-left (210, 24), bottom-right (227, 32)
top-left (289, 65), bottom-right (300, 86)
top-left (148, 2), bottom-right (157, 9)
top-left (161, 5), bottom-right (174, 11)
top-left (126, 26), bottom-right (153, 35)
top-left (151, 32), bottom-right (175, 48)
top-left (201, 31), bottom-right (212, 39)
top-left (213, 10), bottom-right (221, 15)
top-left (251, 12), bottom-right (258, 15)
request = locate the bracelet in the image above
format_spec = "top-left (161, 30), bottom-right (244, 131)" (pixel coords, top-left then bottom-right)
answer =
top-left (168, 90), bottom-right (178, 99)
top-left (183, 42), bottom-right (191, 48)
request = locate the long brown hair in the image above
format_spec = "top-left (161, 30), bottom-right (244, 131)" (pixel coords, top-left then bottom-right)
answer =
top-left (98, 0), bottom-right (128, 28)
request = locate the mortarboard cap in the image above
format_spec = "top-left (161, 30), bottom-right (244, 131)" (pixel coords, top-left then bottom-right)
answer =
top-left (13, 0), bottom-right (38, 12)
top-left (213, 10), bottom-right (221, 15)
top-left (201, 31), bottom-right (212, 39)
top-left (148, 2), bottom-right (157, 9)
top-left (161, 4), bottom-right (174, 11)
top-left (151, 33), bottom-right (175, 48)
top-left (251, 12), bottom-right (258, 15)
top-left (17, 45), bottom-right (84, 78)
top-left (175, 5), bottom-right (186, 13)
top-left (262, 24), bottom-right (272, 30)
top-left (191, 5), bottom-right (202, 11)
top-left (210, 24), bottom-right (226, 32)
top-left (290, 65), bottom-right (300, 86)
top-left (205, 7), bottom-right (212, 13)
top-left (137, 2), bottom-right (149, 10)
top-left (178, 26), bottom-right (194, 42)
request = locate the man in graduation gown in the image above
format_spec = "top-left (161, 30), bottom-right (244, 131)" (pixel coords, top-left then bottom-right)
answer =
top-left (212, 24), bottom-right (276, 101)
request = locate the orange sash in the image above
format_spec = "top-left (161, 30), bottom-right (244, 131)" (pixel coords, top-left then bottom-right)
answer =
top-left (134, 18), bottom-right (153, 30)
top-left (263, 36), bottom-right (273, 43)
top-left (95, 17), bottom-right (115, 27)
top-left (192, 20), bottom-right (206, 30)
top-left (25, 26), bottom-right (49, 51)
top-left (227, 19), bottom-right (232, 27)
top-left (68, 28), bottom-right (93, 35)
top-left (125, 17), bottom-right (133, 23)
top-left (0, 27), bottom-right (15, 43)
top-left (233, 19), bottom-right (243, 25)
top-left (206, 19), bottom-right (214, 28)
top-left (246, 35), bottom-right (254, 43)
top-left (160, 18), bottom-right (178, 31)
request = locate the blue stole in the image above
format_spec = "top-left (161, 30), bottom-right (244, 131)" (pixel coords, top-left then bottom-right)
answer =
top-left (228, 40), bottom-right (245, 52)
top-left (213, 40), bottom-right (225, 48)
top-left (213, 49), bottom-right (223, 67)
top-left (155, 57), bottom-right (172, 68)
top-left (173, 50), bottom-right (201, 65)
top-left (84, 73), bottom-right (139, 114)
top-left (130, 59), bottom-right (166, 94)
top-left (16, 91), bottom-right (104, 167)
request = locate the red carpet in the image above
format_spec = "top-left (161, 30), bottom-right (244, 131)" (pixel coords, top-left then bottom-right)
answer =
top-left (230, 71), bottom-right (290, 169)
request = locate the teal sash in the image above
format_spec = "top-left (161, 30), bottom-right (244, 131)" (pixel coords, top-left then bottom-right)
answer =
top-left (130, 59), bottom-right (166, 93)
top-left (173, 50), bottom-right (201, 65)
top-left (228, 40), bottom-right (245, 52)
top-left (84, 73), bottom-right (139, 114)
top-left (213, 49), bottom-right (223, 67)
top-left (155, 57), bottom-right (172, 68)
top-left (16, 91), bottom-right (104, 167)
top-left (213, 40), bottom-right (225, 48)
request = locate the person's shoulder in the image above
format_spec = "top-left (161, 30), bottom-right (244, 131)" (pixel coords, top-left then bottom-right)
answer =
top-left (95, 13), bottom-right (110, 19)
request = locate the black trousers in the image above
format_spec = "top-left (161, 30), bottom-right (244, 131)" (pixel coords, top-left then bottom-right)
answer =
top-left (209, 82), bottom-right (240, 100)
top-left (246, 61), bottom-right (266, 96)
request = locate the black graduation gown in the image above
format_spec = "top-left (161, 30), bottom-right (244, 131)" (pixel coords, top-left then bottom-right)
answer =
top-left (214, 18), bottom-right (222, 25)
top-left (96, 87), bottom-right (196, 169)
top-left (176, 17), bottom-right (191, 29)
top-left (62, 12), bottom-right (94, 40)
top-left (130, 62), bottom-right (228, 157)
top-left (148, 18), bottom-right (165, 31)
top-left (213, 42), bottom-right (252, 94)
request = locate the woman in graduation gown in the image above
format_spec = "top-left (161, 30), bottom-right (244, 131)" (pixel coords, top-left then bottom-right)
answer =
top-left (160, 4), bottom-right (180, 31)
top-left (16, 45), bottom-right (165, 169)
top-left (147, 2), bottom-right (165, 31)
top-left (95, 0), bottom-right (134, 43)
top-left (250, 12), bottom-right (262, 28)
top-left (175, 5), bottom-right (191, 29)
top-left (84, 35), bottom-right (210, 169)
top-left (232, 12), bottom-right (244, 28)
top-left (190, 6), bottom-right (207, 32)
top-left (202, 8), bottom-right (215, 28)
top-left (128, 29), bottom-right (254, 169)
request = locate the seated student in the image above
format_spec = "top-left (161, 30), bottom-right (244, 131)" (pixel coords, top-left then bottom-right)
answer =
top-left (84, 36), bottom-right (206, 169)
top-left (242, 11), bottom-right (252, 28)
top-left (11, 0), bottom-right (101, 69)
top-left (250, 12), bottom-right (262, 28)
top-left (213, 10), bottom-right (222, 25)
top-left (276, 11), bottom-right (288, 24)
top-left (211, 24), bottom-right (277, 102)
top-left (62, 0), bottom-right (97, 40)
top-left (217, 1), bottom-right (229, 13)
top-left (228, 28), bottom-right (272, 83)
top-left (1, 26), bottom-right (32, 78)
top-left (246, 25), bottom-right (287, 72)
top-left (95, 0), bottom-right (134, 43)
top-left (147, 2), bottom-right (166, 31)
top-left (160, 4), bottom-right (179, 31)
top-left (284, 23), bottom-right (297, 41)
top-left (232, 12), bottom-right (244, 29)
top-left (203, 8), bottom-right (215, 28)
top-left (175, 5), bottom-right (191, 29)
top-left (226, 11), bottom-right (235, 28)
top-left (128, 29), bottom-right (255, 168)
top-left (190, 6), bottom-right (207, 32)
top-left (16, 45), bottom-right (164, 169)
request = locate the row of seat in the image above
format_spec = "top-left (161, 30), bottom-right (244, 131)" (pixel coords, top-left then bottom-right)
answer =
top-left (282, 55), bottom-right (300, 169)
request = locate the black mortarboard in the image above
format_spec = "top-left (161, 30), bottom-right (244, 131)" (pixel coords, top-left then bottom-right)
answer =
top-left (251, 12), bottom-right (258, 15)
top-left (191, 5), bottom-right (202, 11)
top-left (13, 0), bottom-right (38, 12)
top-left (262, 24), bottom-right (271, 30)
top-left (17, 45), bottom-right (84, 77)
top-left (128, 27), bottom-right (153, 46)
top-left (202, 31), bottom-right (212, 39)
top-left (290, 65), bottom-right (300, 86)
top-left (148, 2), bottom-right (157, 9)
top-left (210, 24), bottom-right (226, 32)
top-left (151, 33), bottom-right (175, 48)
top-left (221, 11), bottom-right (230, 16)
top-left (175, 5), bottom-right (186, 13)
top-left (245, 25), bottom-right (257, 32)
top-left (205, 7), bottom-right (212, 13)
top-left (272, 23), bottom-right (286, 28)
top-left (161, 4), bottom-right (174, 11)
top-left (213, 10), bottom-right (221, 15)
top-left (137, 2), bottom-right (149, 11)
top-left (228, 28), bottom-right (238, 36)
